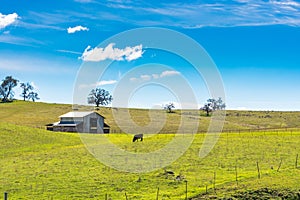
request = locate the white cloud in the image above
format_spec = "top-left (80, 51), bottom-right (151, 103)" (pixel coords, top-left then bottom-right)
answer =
top-left (96, 80), bottom-right (117, 86)
top-left (160, 70), bottom-right (181, 78)
top-left (152, 74), bottom-right (160, 79)
top-left (0, 34), bottom-right (44, 47)
top-left (129, 77), bottom-right (138, 81)
top-left (102, 0), bottom-right (300, 28)
top-left (56, 49), bottom-right (82, 55)
top-left (140, 75), bottom-right (151, 81)
top-left (0, 13), bottom-right (19, 29)
top-left (79, 80), bottom-right (117, 89)
top-left (130, 70), bottom-right (180, 82)
top-left (80, 43), bottom-right (144, 62)
top-left (67, 25), bottom-right (89, 33)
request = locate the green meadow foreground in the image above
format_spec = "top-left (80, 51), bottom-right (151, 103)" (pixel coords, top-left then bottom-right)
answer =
top-left (1, 101), bottom-right (300, 199)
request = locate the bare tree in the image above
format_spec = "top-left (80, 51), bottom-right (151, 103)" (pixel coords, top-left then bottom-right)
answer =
top-left (88, 88), bottom-right (113, 107)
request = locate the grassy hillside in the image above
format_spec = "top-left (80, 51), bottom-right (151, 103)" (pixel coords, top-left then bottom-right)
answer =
top-left (1, 101), bottom-right (300, 132)
top-left (1, 123), bottom-right (300, 199)
top-left (1, 101), bottom-right (300, 199)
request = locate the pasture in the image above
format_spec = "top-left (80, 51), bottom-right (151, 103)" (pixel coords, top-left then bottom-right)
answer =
top-left (1, 101), bottom-right (300, 199)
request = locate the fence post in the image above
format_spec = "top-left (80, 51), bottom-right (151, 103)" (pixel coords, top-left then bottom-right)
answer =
top-left (256, 161), bottom-right (261, 179)
top-left (213, 171), bottom-right (216, 193)
top-left (4, 192), bottom-right (8, 200)
top-left (185, 180), bottom-right (188, 200)
top-left (156, 187), bottom-right (159, 200)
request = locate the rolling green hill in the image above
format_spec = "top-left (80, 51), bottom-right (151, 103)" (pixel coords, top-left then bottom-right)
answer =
top-left (1, 101), bottom-right (300, 199)
top-left (1, 101), bottom-right (300, 132)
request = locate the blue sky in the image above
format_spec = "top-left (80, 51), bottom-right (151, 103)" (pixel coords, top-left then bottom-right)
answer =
top-left (1, 0), bottom-right (300, 110)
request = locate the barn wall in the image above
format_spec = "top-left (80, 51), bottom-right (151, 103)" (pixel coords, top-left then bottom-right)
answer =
top-left (82, 113), bottom-right (104, 133)
top-left (51, 112), bottom-right (105, 133)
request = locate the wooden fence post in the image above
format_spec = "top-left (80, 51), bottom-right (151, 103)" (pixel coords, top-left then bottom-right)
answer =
top-left (256, 161), bottom-right (261, 179)
top-left (185, 180), bottom-right (188, 200)
top-left (213, 171), bottom-right (216, 192)
top-left (156, 187), bottom-right (159, 200)
top-left (4, 192), bottom-right (8, 200)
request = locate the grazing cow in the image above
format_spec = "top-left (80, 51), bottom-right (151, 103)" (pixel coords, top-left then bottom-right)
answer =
top-left (133, 133), bottom-right (143, 142)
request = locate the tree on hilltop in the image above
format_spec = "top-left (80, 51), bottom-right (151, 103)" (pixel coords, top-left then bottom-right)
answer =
top-left (20, 82), bottom-right (34, 101)
top-left (0, 76), bottom-right (19, 102)
top-left (87, 88), bottom-right (113, 108)
top-left (200, 97), bottom-right (226, 116)
top-left (28, 91), bottom-right (40, 102)
top-left (164, 102), bottom-right (175, 113)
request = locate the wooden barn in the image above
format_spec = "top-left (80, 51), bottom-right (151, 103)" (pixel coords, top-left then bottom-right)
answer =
top-left (46, 111), bottom-right (110, 133)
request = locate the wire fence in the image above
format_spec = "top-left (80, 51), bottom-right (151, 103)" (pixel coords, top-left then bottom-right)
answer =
top-left (108, 127), bottom-right (300, 134)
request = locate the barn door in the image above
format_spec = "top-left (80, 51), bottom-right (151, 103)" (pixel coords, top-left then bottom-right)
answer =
top-left (90, 118), bottom-right (97, 133)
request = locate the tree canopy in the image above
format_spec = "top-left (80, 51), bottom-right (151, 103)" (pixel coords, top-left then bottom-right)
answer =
top-left (20, 82), bottom-right (34, 101)
top-left (0, 76), bottom-right (19, 102)
top-left (87, 88), bottom-right (113, 107)
top-left (200, 97), bottom-right (226, 116)
top-left (27, 91), bottom-right (40, 102)
top-left (164, 102), bottom-right (175, 113)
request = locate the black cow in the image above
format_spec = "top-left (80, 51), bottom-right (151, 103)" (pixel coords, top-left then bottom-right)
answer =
top-left (133, 134), bottom-right (143, 142)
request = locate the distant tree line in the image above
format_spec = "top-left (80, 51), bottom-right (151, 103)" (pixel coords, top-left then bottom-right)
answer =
top-left (0, 76), bottom-right (40, 103)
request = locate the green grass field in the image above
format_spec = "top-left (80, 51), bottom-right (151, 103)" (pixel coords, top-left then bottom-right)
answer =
top-left (1, 101), bottom-right (300, 199)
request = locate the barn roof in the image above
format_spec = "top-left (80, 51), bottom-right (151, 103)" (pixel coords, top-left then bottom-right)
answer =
top-left (59, 111), bottom-right (104, 118)
top-left (54, 121), bottom-right (83, 127)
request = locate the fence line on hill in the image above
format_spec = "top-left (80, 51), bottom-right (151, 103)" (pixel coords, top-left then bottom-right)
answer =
top-left (37, 124), bottom-right (300, 135)
top-left (108, 127), bottom-right (300, 134)
top-left (4, 152), bottom-right (300, 200)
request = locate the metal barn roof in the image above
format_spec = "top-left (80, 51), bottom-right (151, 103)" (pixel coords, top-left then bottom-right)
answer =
top-left (59, 111), bottom-right (97, 118)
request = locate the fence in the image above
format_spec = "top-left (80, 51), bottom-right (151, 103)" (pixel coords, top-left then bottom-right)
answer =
top-left (108, 127), bottom-right (300, 134)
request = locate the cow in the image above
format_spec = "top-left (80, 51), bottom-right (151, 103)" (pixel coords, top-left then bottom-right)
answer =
top-left (133, 133), bottom-right (143, 142)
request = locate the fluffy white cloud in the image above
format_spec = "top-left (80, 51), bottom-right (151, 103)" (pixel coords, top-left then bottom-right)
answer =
top-left (79, 80), bottom-right (117, 89)
top-left (67, 25), bottom-right (89, 33)
top-left (0, 13), bottom-right (19, 29)
top-left (130, 70), bottom-right (180, 82)
top-left (80, 43), bottom-right (144, 62)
